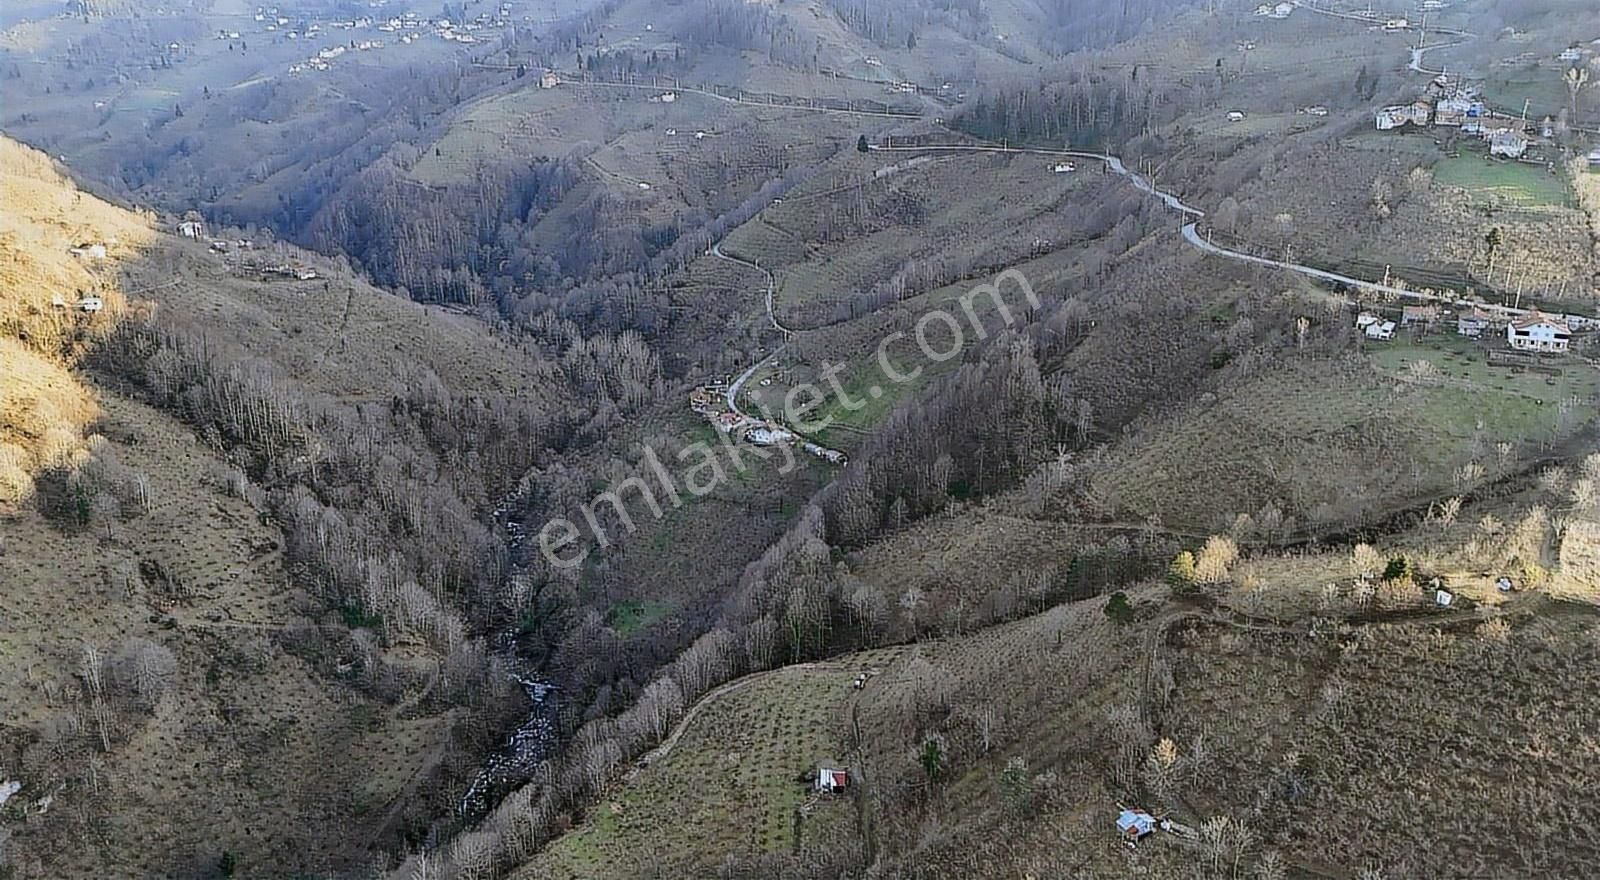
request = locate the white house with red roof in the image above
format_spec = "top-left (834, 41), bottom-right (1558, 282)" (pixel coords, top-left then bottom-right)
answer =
top-left (815, 767), bottom-right (849, 793)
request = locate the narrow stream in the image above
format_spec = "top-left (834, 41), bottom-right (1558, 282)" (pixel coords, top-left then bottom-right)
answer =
top-left (454, 488), bottom-right (559, 819)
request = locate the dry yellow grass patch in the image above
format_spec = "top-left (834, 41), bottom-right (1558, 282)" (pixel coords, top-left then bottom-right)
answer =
top-left (0, 137), bottom-right (150, 318)
top-left (0, 136), bottom-right (150, 504)
top-left (0, 338), bottom-right (99, 504)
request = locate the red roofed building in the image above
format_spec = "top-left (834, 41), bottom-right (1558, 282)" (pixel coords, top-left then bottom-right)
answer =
top-left (816, 767), bottom-right (849, 793)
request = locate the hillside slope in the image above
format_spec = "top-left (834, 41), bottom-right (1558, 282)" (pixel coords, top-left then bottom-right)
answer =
top-left (0, 136), bottom-right (574, 878)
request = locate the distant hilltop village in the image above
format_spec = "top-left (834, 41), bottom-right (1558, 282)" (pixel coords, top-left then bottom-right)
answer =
top-left (1373, 38), bottom-right (1598, 160)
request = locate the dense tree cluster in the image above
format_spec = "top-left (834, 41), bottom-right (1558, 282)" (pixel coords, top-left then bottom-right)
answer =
top-left (827, 0), bottom-right (988, 48)
top-left (822, 336), bottom-right (1070, 545)
top-left (307, 153), bottom-right (583, 306)
top-left (1035, 0), bottom-right (1197, 54)
top-left (957, 63), bottom-right (1183, 149)
top-left (677, 0), bottom-right (815, 68)
top-left (93, 303), bottom-right (575, 685)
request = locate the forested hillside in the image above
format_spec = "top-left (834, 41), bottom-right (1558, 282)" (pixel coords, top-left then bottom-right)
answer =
top-left (0, 136), bottom-right (590, 875)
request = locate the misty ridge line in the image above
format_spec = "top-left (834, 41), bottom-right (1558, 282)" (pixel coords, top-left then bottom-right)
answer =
top-left (537, 267), bottom-right (1042, 567)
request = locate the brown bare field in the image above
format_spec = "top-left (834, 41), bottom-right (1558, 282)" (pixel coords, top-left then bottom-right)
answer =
top-left (0, 138), bottom-right (152, 502)
top-left (115, 237), bottom-right (554, 403)
top-left (0, 390), bottom-right (456, 878)
top-left (748, 151), bottom-right (1108, 327)
top-left (1165, 602), bottom-right (1600, 878)
top-left (509, 545), bottom-right (1600, 879)
top-left (411, 81), bottom-right (864, 231)
top-left (1228, 132), bottom-right (1595, 305)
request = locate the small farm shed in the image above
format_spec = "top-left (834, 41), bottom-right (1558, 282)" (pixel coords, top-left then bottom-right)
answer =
top-left (1456, 309), bottom-right (1492, 337)
top-left (816, 767), bottom-right (849, 793)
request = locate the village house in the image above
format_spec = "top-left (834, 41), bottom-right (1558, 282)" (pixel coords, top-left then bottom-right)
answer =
top-left (1489, 129), bottom-right (1530, 159)
top-left (1456, 308), bottom-right (1493, 338)
top-left (1052, 162), bottom-right (1076, 173)
top-left (1432, 99), bottom-right (1468, 127)
top-left (539, 70), bottom-right (559, 89)
top-left (1506, 313), bottom-right (1571, 353)
top-left (178, 219), bottom-right (205, 238)
top-left (1117, 809), bottom-right (1156, 842)
top-left (689, 388), bottom-right (721, 413)
top-left (1375, 105), bottom-right (1414, 130)
top-left (1559, 47), bottom-right (1582, 62)
top-left (1383, 17), bottom-right (1409, 31)
top-left (77, 295), bottom-right (104, 313)
top-left (1357, 312), bottom-right (1397, 340)
top-left (1564, 313), bottom-right (1600, 332)
top-left (815, 767), bottom-right (849, 793)
top-left (745, 422), bottom-right (795, 446)
top-left (70, 243), bottom-right (107, 260)
top-left (1269, 2), bottom-right (1293, 18)
top-left (1227, 110), bottom-right (1245, 122)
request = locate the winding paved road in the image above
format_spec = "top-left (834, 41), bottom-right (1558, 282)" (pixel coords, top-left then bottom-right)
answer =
top-left (706, 241), bottom-right (852, 462)
top-left (868, 142), bottom-right (1578, 312)
top-left (697, 10), bottom-right (1594, 460)
top-left (708, 241), bottom-right (787, 418)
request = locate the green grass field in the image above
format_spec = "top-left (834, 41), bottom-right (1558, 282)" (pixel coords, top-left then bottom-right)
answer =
top-left (605, 599), bottom-right (674, 636)
top-left (1093, 336), bottom-right (1599, 531)
top-left (1479, 70), bottom-right (1572, 122)
top-left (1433, 154), bottom-right (1572, 207)
top-left (1368, 334), bottom-right (1599, 441)
top-left (1344, 129), bottom-right (1443, 155)
top-left (807, 356), bottom-right (926, 448)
